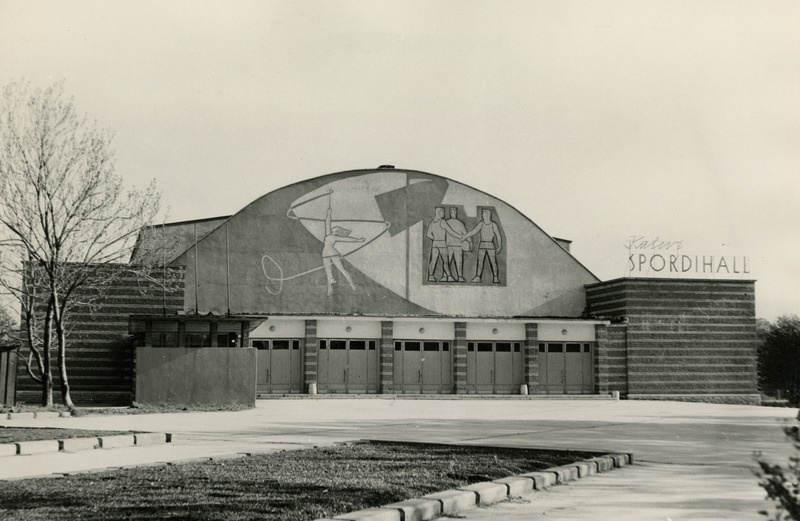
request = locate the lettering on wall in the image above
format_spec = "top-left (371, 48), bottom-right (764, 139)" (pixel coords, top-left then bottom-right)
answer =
top-left (624, 235), bottom-right (750, 276)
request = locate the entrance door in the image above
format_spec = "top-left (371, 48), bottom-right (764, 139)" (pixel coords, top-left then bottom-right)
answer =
top-left (318, 339), bottom-right (378, 393)
top-left (467, 341), bottom-right (523, 394)
top-left (422, 342), bottom-right (444, 393)
top-left (541, 342), bottom-right (594, 394)
top-left (393, 341), bottom-right (451, 393)
top-left (402, 341), bottom-right (422, 393)
top-left (253, 339), bottom-right (302, 394)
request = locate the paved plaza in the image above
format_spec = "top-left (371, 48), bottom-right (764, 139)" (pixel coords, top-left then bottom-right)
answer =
top-left (1, 399), bottom-right (797, 520)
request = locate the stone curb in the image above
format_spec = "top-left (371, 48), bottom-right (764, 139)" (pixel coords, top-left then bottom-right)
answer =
top-left (314, 452), bottom-right (634, 521)
top-left (0, 432), bottom-right (174, 457)
top-left (4, 411), bottom-right (73, 419)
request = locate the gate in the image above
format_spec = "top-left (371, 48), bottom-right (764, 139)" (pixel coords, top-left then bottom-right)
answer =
top-left (317, 339), bottom-right (378, 393)
top-left (393, 340), bottom-right (451, 393)
top-left (539, 342), bottom-right (594, 394)
top-left (466, 341), bottom-right (523, 394)
top-left (252, 339), bottom-right (303, 394)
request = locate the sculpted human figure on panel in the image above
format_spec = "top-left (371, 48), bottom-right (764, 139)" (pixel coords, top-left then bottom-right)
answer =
top-left (463, 208), bottom-right (502, 284)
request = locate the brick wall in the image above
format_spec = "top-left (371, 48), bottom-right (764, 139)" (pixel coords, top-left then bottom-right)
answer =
top-left (15, 265), bottom-right (185, 406)
top-left (586, 278), bottom-right (757, 398)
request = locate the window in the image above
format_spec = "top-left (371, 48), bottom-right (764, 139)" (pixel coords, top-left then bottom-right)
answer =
top-left (350, 340), bottom-right (366, 350)
top-left (185, 333), bottom-right (211, 348)
top-left (566, 343), bottom-right (581, 353)
top-left (217, 332), bottom-right (239, 348)
top-left (496, 343), bottom-right (511, 352)
top-left (273, 340), bottom-right (290, 350)
top-left (424, 342), bottom-right (439, 352)
top-left (153, 332), bottom-right (178, 347)
top-left (405, 342), bottom-right (420, 351)
top-left (477, 343), bottom-right (493, 352)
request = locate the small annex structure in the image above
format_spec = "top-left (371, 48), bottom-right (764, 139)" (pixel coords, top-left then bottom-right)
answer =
top-left (10, 167), bottom-right (760, 405)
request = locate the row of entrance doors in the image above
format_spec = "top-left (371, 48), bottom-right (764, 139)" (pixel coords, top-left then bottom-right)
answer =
top-left (253, 339), bottom-right (594, 395)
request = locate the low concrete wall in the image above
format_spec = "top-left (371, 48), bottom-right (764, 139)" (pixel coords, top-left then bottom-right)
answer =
top-left (135, 347), bottom-right (256, 406)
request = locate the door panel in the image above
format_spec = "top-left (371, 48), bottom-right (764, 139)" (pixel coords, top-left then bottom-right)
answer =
top-left (565, 343), bottom-right (583, 393)
top-left (513, 343), bottom-right (523, 389)
top-left (367, 341), bottom-right (379, 393)
top-left (466, 343), bottom-right (476, 392)
top-left (582, 343), bottom-right (594, 393)
top-left (402, 342), bottom-right (422, 393)
top-left (290, 340), bottom-right (303, 393)
top-left (422, 342), bottom-right (442, 393)
top-left (269, 340), bottom-right (291, 392)
top-left (441, 342), bottom-right (452, 393)
top-left (546, 343), bottom-right (565, 394)
top-left (538, 344), bottom-right (547, 393)
top-left (254, 340), bottom-right (270, 393)
top-left (327, 340), bottom-right (348, 392)
top-left (393, 342), bottom-right (403, 390)
top-left (347, 340), bottom-right (368, 393)
top-left (317, 340), bottom-right (328, 389)
top-left (494, 342), bottom-right (514, 393)
top-left (475, 342), bottom-right (494, 394)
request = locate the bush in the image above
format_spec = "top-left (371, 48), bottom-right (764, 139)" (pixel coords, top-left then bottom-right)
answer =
top-left (759, 315), bottom-right (800, 405)
top-left (757, 415), bottom-right (800, 520)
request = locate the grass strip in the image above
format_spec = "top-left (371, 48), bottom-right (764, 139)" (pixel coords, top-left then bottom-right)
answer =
top-left (0, 427), bottom-right (136, 444)
top-left (2, 403), bottom-right (252, 416)
top-left (0, 441), bottom-right (596, 520)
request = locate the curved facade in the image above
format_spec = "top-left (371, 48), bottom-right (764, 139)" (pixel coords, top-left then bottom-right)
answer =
top-left (11, 166), bottom-right (760, 405)
top-left (171, 167), bottom-right (599, 318)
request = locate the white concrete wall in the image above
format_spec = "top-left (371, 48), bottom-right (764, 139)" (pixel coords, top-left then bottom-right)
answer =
top-left (465, 322), bottom-right (526, 341)
top-left (250, 319), bottom-right (305, 339)
top-left (393, 321), bottom-right (455, 340)
top-left (317, 319), bottom-right (382, 338)
top-left (537, 322), bottom-right (595, 341)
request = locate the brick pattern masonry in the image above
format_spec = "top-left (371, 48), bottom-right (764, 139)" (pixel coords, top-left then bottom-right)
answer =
top-left (586, 278), bottom-right (757, 397)
top-left (16, 266), bottom-right (185, 406)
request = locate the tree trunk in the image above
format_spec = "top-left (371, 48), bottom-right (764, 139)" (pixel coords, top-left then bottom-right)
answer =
top-left (51, 288), bottom-right (74, 409)
top-left (56, 326), bottom-right (73, 409)
top-left (41, 299), bottom-right (54, 407)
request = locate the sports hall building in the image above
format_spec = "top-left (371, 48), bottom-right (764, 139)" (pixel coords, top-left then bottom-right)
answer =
top-left (10, 167), bottom-right (760, 406)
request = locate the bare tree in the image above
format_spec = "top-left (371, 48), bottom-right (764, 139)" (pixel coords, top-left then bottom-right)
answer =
top-left (0, 305), bottom-right (15, 344)
top-left (0, 81), bottom-right (161, 408)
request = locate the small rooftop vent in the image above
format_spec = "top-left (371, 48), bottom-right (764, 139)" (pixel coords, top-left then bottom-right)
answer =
top-left (553, 237), bottom-right (572, 253)
top-left (378, 165), bottom-right (395, 169)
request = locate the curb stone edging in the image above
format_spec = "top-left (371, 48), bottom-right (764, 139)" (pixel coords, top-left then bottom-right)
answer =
top-left (4, 411), bottom-right (73, 419)
top-left (315, 452), bottom-right (634, 521)
top-left (0, 433), bottom-right (174, 457)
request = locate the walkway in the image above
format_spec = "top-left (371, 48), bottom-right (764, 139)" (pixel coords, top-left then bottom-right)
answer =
top-left (1, 399), bottom-right (796, 519)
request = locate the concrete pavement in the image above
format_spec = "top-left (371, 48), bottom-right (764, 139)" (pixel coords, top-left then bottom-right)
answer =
top-left (1, 399), bottom-right (796, 519)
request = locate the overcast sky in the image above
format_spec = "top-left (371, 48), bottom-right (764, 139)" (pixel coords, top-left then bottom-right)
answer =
top-left (1, 0), bottom-right (797, 320)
